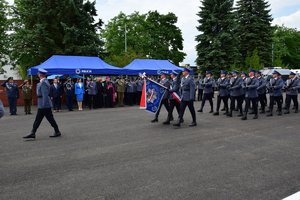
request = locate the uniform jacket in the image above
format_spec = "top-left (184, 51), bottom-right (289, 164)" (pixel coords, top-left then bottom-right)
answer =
top-left (243, 77), bottom-right (259, 98)
top-left (229, 77), bottom-right (243, 97)
top-left (202, 78), bottom-right (214, 94)
top-left (37, 78), bottom-right (52, 109)
top-left (126, 82), bottom-right (135, 93)
top-left (267, 78), bottom-right (284, 97)
top-left (216, 78), bottom-right (230, 97)
top-left (285, 78), bottom-right (300, 96)
top-left (169, 77), bottom-right (181, 100)
top-left (241, 77), bottom-right (247, 95)
top-left (257, 77), bottom-right (267, 95)
top-left (64, 82), bottom-right (74, 96)
top-left (116, 79), bottom-right (126, 93)
top-left (5, 83), bottom-right (19, 98)
top-left (87, 81), bottom-right (97, 95)
top-left (180, 75), bottom-right (196, 101)
top-left (159, 78), bottom-right (171, 99)
top-left (197, 78), bottom-right (204, 90)
top-left (22, 85), bottom-right (32, 100)
top-left (75, 83), bottom-right (85, 95)
top-left (136, 80), bottom-right (143, 92)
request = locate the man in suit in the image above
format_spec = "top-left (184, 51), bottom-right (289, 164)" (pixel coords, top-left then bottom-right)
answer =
top-left (2, 77), bottom-right (19, 115)
top-left (241, 69), bottom-right (259, 120)
top-left (163, 71), bottom-right (181, 125)
top-left (228, 71), bottom-right (243, 117)
top-left (266, 71), bottom-right (285, 117)
top-left (174, 68), bottom-right (197, 127)
top-left (256, 71), bottom-right (267, 114)
top-left (50, 78), bottom-right (63, 112)
top-left (214, 70), bottom-right (230, 116)
top-left (284, 72), bottom-right (300, 114)
top-left (151, 72), bottom-right (171, 123)
top-left (23, 69), bottom-right (61, 140)
top-left (198, 71), bottom-right (214, 113)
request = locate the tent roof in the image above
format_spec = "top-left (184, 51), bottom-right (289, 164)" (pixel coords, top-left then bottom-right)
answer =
top-left (123, 59), bottom-right (183, 75)
top-left (28, 55), bottom-right (122, 75)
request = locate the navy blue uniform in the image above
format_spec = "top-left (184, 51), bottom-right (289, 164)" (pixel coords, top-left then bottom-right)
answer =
top-left (199, 78), bottom-right (215, 112)
top-left (5, 82), bottom-right (19, 115)
top-left (257, 77), bottom-right (267, 112)
top-left (65, 81), bottom-right (74, 111)
top-left (215, 78), bottom-right (230, 114)
top-left (228, 77), bottom-right (243, 116)
top-left (267, 78), bottom-right (284, 115)
top-left (243, 77), bottom-right (259, 118)
top-left (285, 77), bottom-right (300, 113)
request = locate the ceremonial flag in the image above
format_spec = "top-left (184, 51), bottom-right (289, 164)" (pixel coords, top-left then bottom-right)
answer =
top-left (140, 79), bottom-right (167, 114)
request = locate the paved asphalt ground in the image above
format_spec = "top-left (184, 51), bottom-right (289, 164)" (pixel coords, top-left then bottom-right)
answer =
top-left (0, 101), bottom-right (299, 200)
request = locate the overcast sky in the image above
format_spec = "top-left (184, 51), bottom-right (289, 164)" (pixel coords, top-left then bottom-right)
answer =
top-left (7, 0), bottom-right (300, 65)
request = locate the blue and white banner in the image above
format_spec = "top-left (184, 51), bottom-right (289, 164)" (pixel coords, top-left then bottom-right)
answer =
top-left (144, 79), bottom-right (167, 114)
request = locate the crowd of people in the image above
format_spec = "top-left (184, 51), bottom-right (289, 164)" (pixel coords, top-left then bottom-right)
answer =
top-left (1, 69), bottom-right (300, 126)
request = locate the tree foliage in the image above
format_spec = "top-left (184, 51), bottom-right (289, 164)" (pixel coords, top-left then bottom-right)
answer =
top-left (103, 11), bottom-right (186, 66)
top-left (0, 0), bottom-right (9, 73)
top-left (236, 0), bottom-right (273, 68)
top-left (195, 0), bottom-right (239, 74)
top-left (272, 25), bottom-right (300, 68)
top-left (10, 0), bottom-right (104, 72)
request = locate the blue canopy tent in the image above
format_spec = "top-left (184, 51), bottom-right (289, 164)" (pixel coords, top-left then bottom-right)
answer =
top-left (122, 59), bottom-right (183, 75)
top-left (27, 55), bottom-right (123, 76)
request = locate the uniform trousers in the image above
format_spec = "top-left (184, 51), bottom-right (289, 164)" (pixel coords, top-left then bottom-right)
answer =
top-left (258, 94), bottom-right (266, 111)
top-left (179, 100), bottom-right (196, 123)
top-left (198, 89), bottom-right (203, 101)
top-left (8, 97), bottom-right (17, 114)
top-left (66, 95), bottom-right (73, 110)
top-left (230, 96), bottom-right (243, 114)
top-left (285, 95), bottom-right (298, 111)
top-left (269, 96), bottom-right (282, 113)
top-left (216, 95), bottom-right (229, 112)
top-left (167, 99), bottom-right (180, 121)
top-left (24, 99), bottom-right (32, 113)
top-left (155, 98), bottom-right (170, 119)
top-left (200, 93), bottom-right (213, 111)
top-left (52, 97), bottom-right (61, 110)
top-left (244, 97), bottom-right (258, 114)
top-left (32, 108), bottom-right (60, 134)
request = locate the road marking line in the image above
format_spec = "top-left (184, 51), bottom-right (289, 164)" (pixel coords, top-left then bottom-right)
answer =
top-left (283, 191), bottom-right (300, 200)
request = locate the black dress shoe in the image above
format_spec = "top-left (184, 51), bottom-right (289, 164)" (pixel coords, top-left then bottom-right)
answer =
top-left (266, 113), bottom-right (273, 117)
top-left (248, 112), bottom-right (255, 115)
top-left (284, 111), bottom-right (290, 114)
top-left (221, 108), bottom-right (226, 111)
top-left (213, 112), bottom-right (219, 116)
top-left (227, 113), bottom-right (232, 117)
top-left (151, 118), bottom-right (158, 123)
top-left (23, 133), bottom-right (36, 139)
top-left (28, 112), bottom-right (32, 115)
top-left (197, 109), bottom-right (203, 113)
top-left (49, 132), bottom-right (61, 138)
top-left (241, 116), bottom-right (247, 120)
top-left (189, 122), bottom-right (197, 127)
top-left (163, 121), bottom-right (170, 125)
top-left (237, 114), bottom-right (243, 117)
top-left (209, 110), bottom-right (213, 113)
top-left (173, 123), bottom-right (181, 127)
top-left (253, 115), bottom-right (258, 119)
top-left (278, 112), bottom-right (282, 116)
top-left (259, 111), bottom-right (265, 114)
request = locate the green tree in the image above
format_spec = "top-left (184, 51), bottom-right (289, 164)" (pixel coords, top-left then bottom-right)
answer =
top-left (245, 49), bottom-right (263, 70)
top-left (195, 0), bottom-right (239, 74)
top-left (272, 25), bottom-right (300, 68)
top-left (10, 0), bottom-right (104, 72)
top-left (236, 0), bottom-right (273, 68)
top-left (0, 0), bottom-right (9, 73)
top-left (103, 11), bottom-right (186, 66)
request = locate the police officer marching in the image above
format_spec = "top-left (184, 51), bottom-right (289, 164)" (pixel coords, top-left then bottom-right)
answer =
top-left (284, 72), bottom-right (300, 114)
top-left (173, 68), bottom-right (197, 127)
top-left (23, 69), bottom-right (61, 140)
top-left (163, 71), bottom-right (181, 125)
top-left (241, 69), bottom-right (259, 120)
top-left (214, 70), bottom-right (230, 116)
top-left (266, 71), bottom-right (284, 117)
top-left (256, 71), bottom-right (267, 114)
top-left (198, 71), bottom-right (214, 113)
top-left (228, 71), bottom-right (243, 117)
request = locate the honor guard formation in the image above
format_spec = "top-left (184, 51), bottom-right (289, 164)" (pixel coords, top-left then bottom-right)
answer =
top-left (151, 68), bottom-right (300, 127)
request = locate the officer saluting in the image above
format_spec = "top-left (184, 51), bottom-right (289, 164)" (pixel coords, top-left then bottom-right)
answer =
top-left (23, 69), bottom-right (61, 140)
top-left (1, 77), bottom-right (19, 115)
top-left (173, 68), bottom-right (197, 127)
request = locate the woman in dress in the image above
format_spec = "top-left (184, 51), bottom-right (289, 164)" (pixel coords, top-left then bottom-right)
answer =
top-left (75, 79), bottom-right (85, 111)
